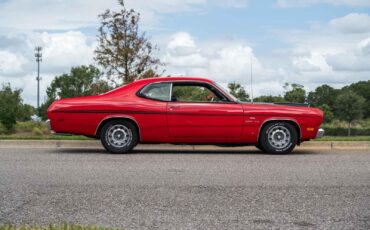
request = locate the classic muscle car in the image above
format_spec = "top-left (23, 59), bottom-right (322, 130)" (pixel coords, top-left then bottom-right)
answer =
top-left (47, 77), bottom-right (324, 154)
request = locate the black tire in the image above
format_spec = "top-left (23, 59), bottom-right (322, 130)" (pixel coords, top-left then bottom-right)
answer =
top-left (259, 122), bottom-right (298, 154)
top-left (100, 120), bottom-right (138, 154)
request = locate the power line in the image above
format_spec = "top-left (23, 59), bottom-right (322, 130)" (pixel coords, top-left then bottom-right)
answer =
top-left (35, 46), bottom-right (42, 116)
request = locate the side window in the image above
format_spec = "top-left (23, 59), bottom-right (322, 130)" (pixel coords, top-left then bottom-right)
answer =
top-left (139, 83), bottom-right (171, 101)
top-left (172, 84), bottom-right (223, 102)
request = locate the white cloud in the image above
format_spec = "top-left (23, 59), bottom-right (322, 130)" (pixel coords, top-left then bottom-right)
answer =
top-left (330, 13), bottom-right (370, 34)
top-left (292, 56), bottom-right (321, 72)
top-left (163, 32), bottom-right (267, 85)
top-left (326, 37), bottom-right (370, 71)
top-left (0, 31), bottom-right (96, 105)
top-left (0, 51), bottom-right (28, 75)
top-left (0, 0), bottom-right (248, 31)
top-left (35, 31), bottom-right (95, 72)
top-left (276, 0), bottom-right (370, 7)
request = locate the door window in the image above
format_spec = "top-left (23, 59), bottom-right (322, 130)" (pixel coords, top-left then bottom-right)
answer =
top-left (171, 83), bottom-right (225, 102)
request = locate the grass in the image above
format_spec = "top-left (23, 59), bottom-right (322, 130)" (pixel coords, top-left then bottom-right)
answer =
top-left (313, 136), bottom-right (370, 141)
top-left (0, 224), bottom-right (118, 230)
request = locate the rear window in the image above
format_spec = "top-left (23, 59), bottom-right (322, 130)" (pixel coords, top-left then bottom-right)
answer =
top-left (138, 82), bottom-right (171, 101)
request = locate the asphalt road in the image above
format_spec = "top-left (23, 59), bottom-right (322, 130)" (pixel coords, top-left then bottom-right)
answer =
top-left (0, 147), bottom-right (369, 229)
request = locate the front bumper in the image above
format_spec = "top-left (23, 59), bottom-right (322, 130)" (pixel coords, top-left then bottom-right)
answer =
top-left (315, 128), bottom-right (325, 139)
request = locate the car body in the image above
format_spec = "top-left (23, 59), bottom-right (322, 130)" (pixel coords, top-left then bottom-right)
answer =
top-left (47, 77), bottom-right (324, 154)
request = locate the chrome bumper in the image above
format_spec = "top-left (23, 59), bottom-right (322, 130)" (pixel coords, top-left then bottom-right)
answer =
top-left (46, 119), bottom-right (51, 131)
top-left (315, 128), bottom-right (325, 139)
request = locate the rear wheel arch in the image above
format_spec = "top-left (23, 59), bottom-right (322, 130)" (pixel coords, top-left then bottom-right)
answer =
top-left (258, 119), bottom-right (301, 144)
top-left (96, 117), bottom-right (141, 142)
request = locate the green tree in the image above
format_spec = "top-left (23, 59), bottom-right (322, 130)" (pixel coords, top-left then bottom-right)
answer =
top-left (0, 84), bottom-right (23, 132)
top-left (94, 0), bottom-right (162, 86)
top-left (334, 90), bottom-right (365, 136)
top-left (344, 80), bottom-right (370, 118)
top-left (228, 82), bottom-right (250, 101)
top-left (18, 104), bottom-right (36, 121)
top-left (284, 83), bottom-right (306, 103)
top-left (307, 84), bottom-right (338, 108)
top-left (40, 65), bottom-right (110, 119)
top-left (318, 104), bottom-right (334, 123)
top-left (254, 95), bottom-right (285, 103)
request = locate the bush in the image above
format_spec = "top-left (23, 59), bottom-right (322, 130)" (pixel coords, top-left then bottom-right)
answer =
top-left (32, 127), bottom-right (44, 136)
top-left (322, 127), bottom-right (370, 136)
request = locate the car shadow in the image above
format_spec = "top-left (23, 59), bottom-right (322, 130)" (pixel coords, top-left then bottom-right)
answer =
top-left (51, 148), bottom-right (321, 155)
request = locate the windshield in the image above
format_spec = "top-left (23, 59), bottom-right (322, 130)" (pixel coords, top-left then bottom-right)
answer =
top-left (214, 82), bottom-right (238, 102)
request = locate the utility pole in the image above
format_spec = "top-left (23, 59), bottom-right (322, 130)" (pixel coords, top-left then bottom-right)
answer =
top-left (35, 46), bottom-right (42, 116)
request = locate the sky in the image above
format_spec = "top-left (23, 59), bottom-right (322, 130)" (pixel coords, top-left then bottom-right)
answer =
top-left (0, 0), bottom-right (370, 106)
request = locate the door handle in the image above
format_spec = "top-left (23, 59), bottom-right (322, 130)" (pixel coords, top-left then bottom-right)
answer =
top-left (169, 105), bottom-right (181, 111)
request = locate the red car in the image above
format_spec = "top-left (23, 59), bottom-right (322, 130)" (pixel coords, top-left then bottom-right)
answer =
top-left (47, 77), bottom-right (324, 154)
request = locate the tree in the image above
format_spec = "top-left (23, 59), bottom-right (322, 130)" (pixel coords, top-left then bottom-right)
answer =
top-left (254, 95), bottom-right (285, 103)
top-left (18, 104), bottom-right (36, 122)
top-left (318, 104), bottom-right (334, 123)
top-left (0, 84), bottom-right (23, 132)
top-left (40, 65), bottom-right (110, 119)
top-left (334, 90), bottom-right (365, 136)
top-left (344, 80), bottom-right (370, 118)
top-left (307, 84), bottom-right (338, 108)
top-left (228, 82), bottom-right (250, 101)
top-left (284, 83), bottom-right (306, 103)
top-left (94, 0), bottom-right (162, 86)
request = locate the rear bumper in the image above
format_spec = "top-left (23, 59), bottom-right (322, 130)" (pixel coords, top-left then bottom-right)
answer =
top-left (46, 119), bottom-right (53, 132)
top-left (315, 128), bottom-right (325, 139)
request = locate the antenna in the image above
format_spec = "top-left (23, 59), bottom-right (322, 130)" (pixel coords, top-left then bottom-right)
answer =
top-left (250, 56), bottom-right (254, 103)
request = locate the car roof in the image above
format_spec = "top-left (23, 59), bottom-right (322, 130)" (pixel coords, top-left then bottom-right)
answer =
top-left (135, 76), bottom-right (214, 84)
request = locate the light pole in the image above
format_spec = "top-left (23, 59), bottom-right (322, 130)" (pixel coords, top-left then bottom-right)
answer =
top-left (35, 46), bottom-right (42, 116)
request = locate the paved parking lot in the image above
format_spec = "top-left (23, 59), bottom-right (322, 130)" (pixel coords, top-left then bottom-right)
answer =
top-left (0, 147), bottom-right (369, 229)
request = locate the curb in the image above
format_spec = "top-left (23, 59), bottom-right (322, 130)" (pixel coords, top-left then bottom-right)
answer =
top-left (0, 140), bottom-right (369, 150)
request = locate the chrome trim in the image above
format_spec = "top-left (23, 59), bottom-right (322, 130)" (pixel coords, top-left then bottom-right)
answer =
top-left (169, 82), bottom-right (173, 101)
top-left (257, 118), bottom-right (302, 142)
top-left (138, 80), bottom-right (236, 103)
top-left (315, 128), bottom-right (325, 139)
top-left (46, 119), bottom-right (51, 131)
top-left (95, 115), bottom-right (141, 141)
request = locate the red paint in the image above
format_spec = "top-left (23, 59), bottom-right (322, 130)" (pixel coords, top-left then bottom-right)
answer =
top-left (47, 77), bottom-right (324, 144)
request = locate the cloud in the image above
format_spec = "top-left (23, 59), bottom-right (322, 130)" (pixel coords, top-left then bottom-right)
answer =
top-left (292, 56), bottom-right (321, 72)
top-left (330, 13), bottom-right (370, 34)
top-left (35, 31), bottom-right (95, 72)
top-left (326, 37), bottom-right (370, 71)
top-left (0, 50), bottom-right (28, 75)
top-left (0, 31), bottom-right (96, 105)
top-left (163, 32), bottom-right (267, 84)
top-left (0, 0), bottom-right (250, 31)
top-left (275, 0), bottom-right (370, 8)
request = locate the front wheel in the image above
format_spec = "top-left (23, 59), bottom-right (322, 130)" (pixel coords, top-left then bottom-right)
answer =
top-left (259, 122), bottom-right (298, 154)
top-left (100, 120), bottom-right (138, 154)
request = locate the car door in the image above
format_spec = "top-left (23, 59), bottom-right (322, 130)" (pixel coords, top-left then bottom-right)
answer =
top-left (167, 82), bottom-right (244, 142)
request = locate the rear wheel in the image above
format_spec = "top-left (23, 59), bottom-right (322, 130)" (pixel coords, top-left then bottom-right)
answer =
top-left (100, 120), bottom-right (138, 154)
top-left (259, 122), bottom-right (297, 154)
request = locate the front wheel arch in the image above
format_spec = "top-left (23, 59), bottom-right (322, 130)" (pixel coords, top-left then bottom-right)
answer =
top-left (258, 120), bottom-right (301, 144)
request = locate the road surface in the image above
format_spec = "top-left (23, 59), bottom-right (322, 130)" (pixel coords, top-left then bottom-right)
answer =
top-left (0, 147), bottom-right (369, 229)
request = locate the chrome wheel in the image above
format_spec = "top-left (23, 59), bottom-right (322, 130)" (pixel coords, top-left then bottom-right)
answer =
top-left (267, 125), bottom-right (291, 149)
top-left (105, 124), bottom-right (132, 148)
